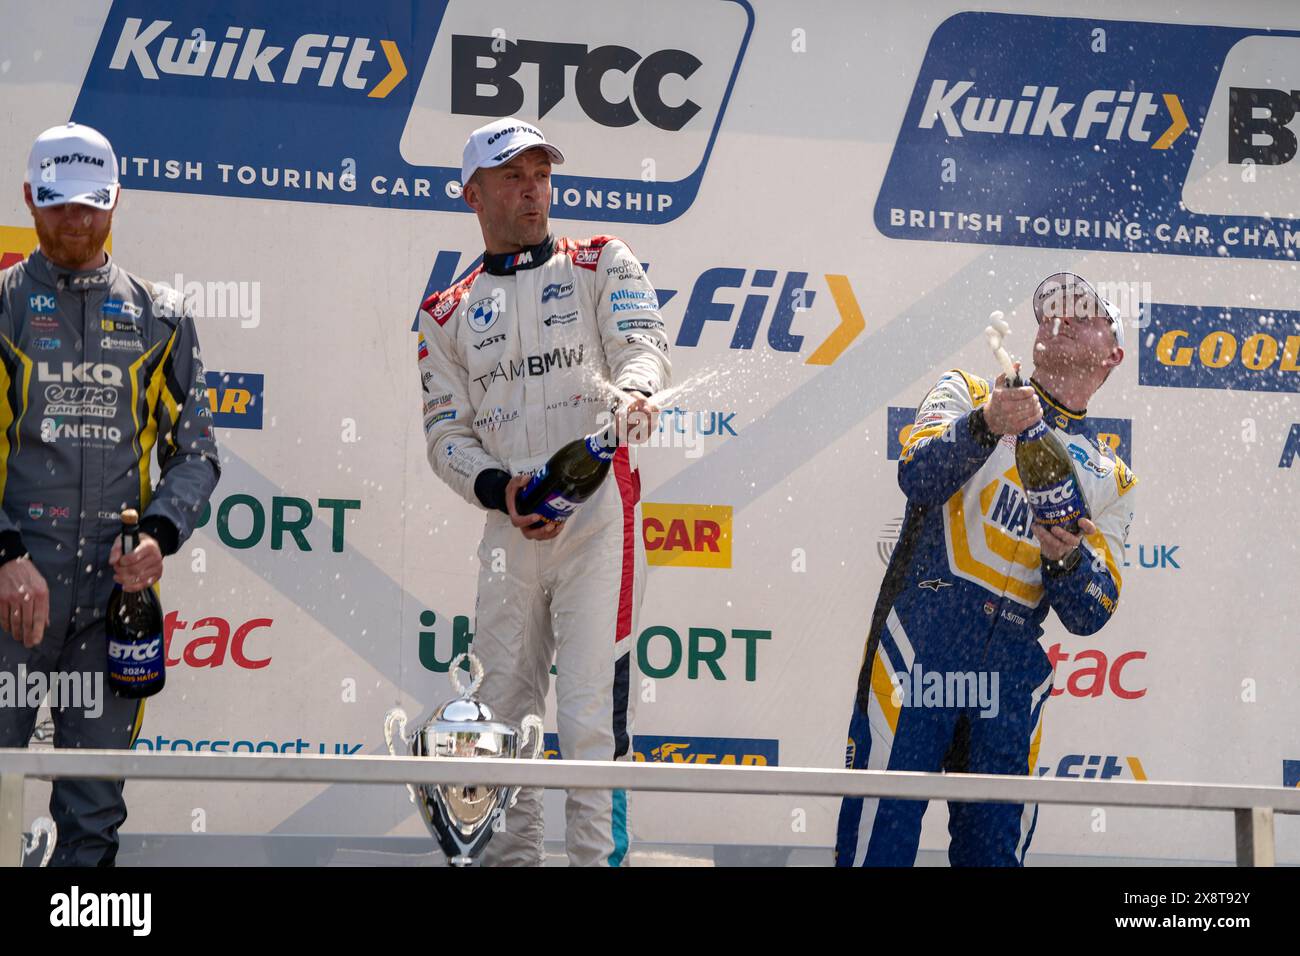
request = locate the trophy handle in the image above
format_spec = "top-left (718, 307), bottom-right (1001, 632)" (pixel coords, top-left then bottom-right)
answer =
top-left (23, 817), bottom-right (56, 868)
top-left (383, 708), bottom-right (419, 806)
top-left (519, 715), bottom-right (544, 760)
top-left (384, 708), bottom-right (408, 756)
top-left (448, 652), bottom-right (484, 698)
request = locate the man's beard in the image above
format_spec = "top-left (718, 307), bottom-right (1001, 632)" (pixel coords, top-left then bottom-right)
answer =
top-left (34, 212), bottom-right (112, 270)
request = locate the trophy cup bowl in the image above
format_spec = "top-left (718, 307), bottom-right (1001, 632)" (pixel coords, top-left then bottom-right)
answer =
top-left (385, 652), bottom-right (542, 866)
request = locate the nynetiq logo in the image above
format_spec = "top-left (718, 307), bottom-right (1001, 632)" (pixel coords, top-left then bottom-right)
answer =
top-left (918, 81), bottom-right (1187, 149)
top-left (108, 17), bottom-right (406, 97)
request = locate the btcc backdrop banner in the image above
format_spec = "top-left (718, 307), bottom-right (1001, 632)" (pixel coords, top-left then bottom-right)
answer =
top-left (2, 0), bottom-right (1298, 864)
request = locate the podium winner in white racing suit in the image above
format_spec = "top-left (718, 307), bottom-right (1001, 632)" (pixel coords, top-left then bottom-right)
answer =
top-left (415, 118), bottom-right (670, 866)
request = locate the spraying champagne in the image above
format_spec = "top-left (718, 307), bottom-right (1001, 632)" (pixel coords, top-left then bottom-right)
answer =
top-left (984, 311), bottom-right (1090, 534)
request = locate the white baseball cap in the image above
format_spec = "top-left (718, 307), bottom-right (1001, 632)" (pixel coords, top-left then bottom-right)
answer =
top-left (1032, 272), bottom-right (1125, 350)
top-left (461, 117), bottom-right (565, 186)
top-left (25, 122), bottom-right (120, 210)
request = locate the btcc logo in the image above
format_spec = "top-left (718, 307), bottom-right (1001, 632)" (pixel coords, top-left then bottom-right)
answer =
top-left (918, 80), bottom-right (1188, 150)
top-left (451, 36), bottom-right (703, 131)
top-left (1228, 87), bottom-right (1299, 166)
top-left (108, 17), bottom-right (407, 98)
top-left (1026, 480), bottom-right (1077, 507)
top-left (108, 638), bottom-right (163, 662)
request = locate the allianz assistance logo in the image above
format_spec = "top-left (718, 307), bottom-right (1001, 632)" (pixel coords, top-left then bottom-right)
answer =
top-left (876, 13), bottom-right (1300, 261)
top-left (1139, 304), bottom-right (1300, 394)
top-left (75, 0), bottom-right (753, 223)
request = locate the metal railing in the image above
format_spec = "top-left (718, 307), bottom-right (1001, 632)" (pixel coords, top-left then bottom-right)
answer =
top-left (2, 748), bottom-right (1296, 866)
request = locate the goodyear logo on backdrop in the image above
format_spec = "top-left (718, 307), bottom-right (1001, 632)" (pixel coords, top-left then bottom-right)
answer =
top-left (1140, 305), bottom-right (1300, 393)
top-left (642, 503), bottom-right (732, 568)
top-left (887, 406), bottom-right (1133, 464)
top-left (72, 0), bottom-right (754, 224)
top-left (204, 371), bottom-right (264, 429)
top-left (1284, 760), bottom-right (1300, 788)
top-left (876, 13), bottom-right (1300, 261)
top-left (544, 733), bottom-right (779, 765)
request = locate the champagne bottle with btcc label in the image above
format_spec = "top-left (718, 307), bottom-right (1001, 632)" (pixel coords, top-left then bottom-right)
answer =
top-left (1016, 420), bottom-right (1089, 535)
top-left (515, 422), bottom-right (618, 522)
top-left (106, 509), bottom-right (166, 699)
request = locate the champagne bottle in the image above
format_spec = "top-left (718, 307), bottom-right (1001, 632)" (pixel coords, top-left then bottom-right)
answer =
top-left (106, 509), bottom-right (166, 699)
top-left (515, 422), bottom-right (619, 522)
top-left (1016, 420), bottom-right (1090, 535)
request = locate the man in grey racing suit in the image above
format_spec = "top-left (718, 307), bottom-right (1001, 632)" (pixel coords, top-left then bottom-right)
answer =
top-left (416, 118), bottom-right (670, 866)
top-left (0, 122), bottom-right (220, 866)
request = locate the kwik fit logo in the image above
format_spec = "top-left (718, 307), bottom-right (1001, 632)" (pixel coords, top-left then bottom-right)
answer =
top-left (108, 17), bottom-right (407, 97)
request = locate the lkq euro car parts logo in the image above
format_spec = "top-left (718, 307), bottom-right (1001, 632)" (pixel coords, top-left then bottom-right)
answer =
top-left (876, 13), bottom-right (1300, 261)
top-left (74, 0), bottom-right (754, 224)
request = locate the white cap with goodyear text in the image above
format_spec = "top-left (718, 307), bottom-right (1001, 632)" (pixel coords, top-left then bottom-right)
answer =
top-left (26, 122), bottom-right (120, 210)
top-left (461, 117), bottom-right (565, 187)
top-left (1032, 272), bottom-right (1125, 350)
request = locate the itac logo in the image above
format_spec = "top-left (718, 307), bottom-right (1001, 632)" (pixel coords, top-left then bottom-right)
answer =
top-left (676, 268), bottom-right (865, 365)
top-left (1037, 753), bottom-right (1147, 779)
top-left (108, 17), bottom-right (407, 97)
top-left (1047, 643), bottom-right (1147, 700)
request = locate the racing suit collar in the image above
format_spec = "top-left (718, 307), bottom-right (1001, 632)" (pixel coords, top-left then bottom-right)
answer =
top-left (482, 235), bottom-right (555, 276)
top-left (1030, 377), bottom-right (1089, 431)
top-left (29, 247), bottom-right (115, 291)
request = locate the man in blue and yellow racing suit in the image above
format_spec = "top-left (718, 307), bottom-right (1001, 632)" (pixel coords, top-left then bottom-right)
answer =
top-left (836, 273), bottom-right (1137, 867)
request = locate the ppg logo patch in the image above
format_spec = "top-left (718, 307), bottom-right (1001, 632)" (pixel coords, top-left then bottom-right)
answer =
top-left (204, 371), bottom-right (264, 429)
top-left (29, 294), bottom-right (57, 315)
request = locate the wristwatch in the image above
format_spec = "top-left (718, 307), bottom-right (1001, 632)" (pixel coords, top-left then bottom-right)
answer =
top-left (1041, 547), bottom-right (1083, 577)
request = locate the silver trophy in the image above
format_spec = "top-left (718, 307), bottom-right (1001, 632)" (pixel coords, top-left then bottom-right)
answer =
top-left (22, 816), bottom-right (56, 867)
top-left (385, 652), bottom-right (543, 866)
